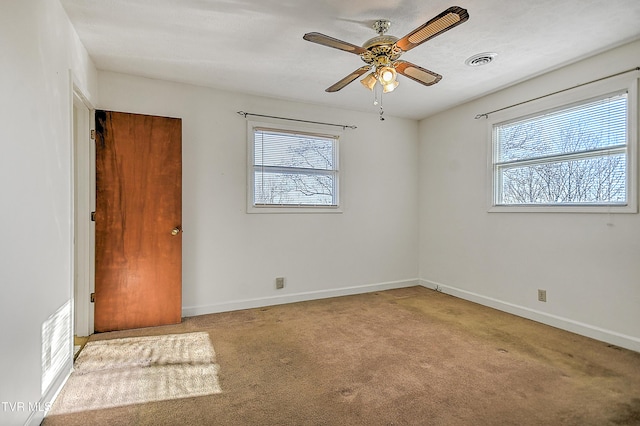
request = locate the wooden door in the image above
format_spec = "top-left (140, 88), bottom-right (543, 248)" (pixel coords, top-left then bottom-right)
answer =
top-left (94, 110), bottom-right (182, 332)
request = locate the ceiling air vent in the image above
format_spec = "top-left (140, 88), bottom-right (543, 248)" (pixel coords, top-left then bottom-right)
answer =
top-left (465, 52), bottom-right (497, 67)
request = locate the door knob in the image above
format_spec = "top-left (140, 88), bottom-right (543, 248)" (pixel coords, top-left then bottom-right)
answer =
top-left (171, 227), bottom-right (181, 236)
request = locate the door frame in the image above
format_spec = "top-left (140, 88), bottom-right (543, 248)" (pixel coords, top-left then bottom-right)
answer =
top-left (71, 76), bottom-right (95, 337)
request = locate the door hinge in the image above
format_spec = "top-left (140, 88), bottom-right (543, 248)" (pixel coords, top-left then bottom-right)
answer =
top-left (90, 211), bottom-right (96, 221)
top-left (90, 129), bottom-right (95, 140)
top-left (90, 293), bottom-right (95, 303)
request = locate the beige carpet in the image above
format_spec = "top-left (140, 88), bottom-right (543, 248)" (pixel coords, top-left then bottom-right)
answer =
top-left (44, 287), bottom-right (640, 425)
top-left (48, 332), bottom-right (221, 414)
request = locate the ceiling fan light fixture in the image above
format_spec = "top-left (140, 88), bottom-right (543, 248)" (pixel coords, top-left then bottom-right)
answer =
top-left (302, 6), bottom-right (470, 112)
top-left (378, 66), bottom-right (397, 84)
top-left (360, 72), bottom-right (377, 90)
top-left (382, 80), bottom-right (399, 93)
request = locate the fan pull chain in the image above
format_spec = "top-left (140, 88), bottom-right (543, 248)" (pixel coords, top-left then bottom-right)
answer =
top-left (378, 85), bottom-right (385, 121)
top-left (370, 79), bottom-right (385, 121)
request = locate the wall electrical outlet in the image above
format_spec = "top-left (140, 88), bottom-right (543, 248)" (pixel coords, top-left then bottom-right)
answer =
top-left (538, 289), bottom-right (547, 302)
top-left (275, 277), bottom-right (285, 290)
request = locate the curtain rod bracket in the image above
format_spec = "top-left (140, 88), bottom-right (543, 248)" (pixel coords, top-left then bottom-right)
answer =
top-left (237, 111), bottom-right (357, 130)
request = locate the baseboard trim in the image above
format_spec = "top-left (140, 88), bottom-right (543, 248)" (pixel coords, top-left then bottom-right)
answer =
top-left (183, 279), bottom-right (419, 318)
top-left (25, 359), bottom-right (72, 426)
top-left (420, 279), bottom-right (640, 353)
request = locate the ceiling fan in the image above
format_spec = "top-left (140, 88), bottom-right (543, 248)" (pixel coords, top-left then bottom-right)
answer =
top-left (303, 6), bottom-right (469, 94)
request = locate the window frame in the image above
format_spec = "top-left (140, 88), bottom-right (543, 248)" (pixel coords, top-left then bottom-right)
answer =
top-left (246, 119), bottom-right (343, 214)
top-left (487, 76), bottom-right (638, 213)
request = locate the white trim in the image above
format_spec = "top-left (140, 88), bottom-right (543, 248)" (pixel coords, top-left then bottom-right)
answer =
top-left (486, 75), bottom-right (639, 214)
top-left (72, 91), bottom-right (91, 336)
top-left (25, 360), bottom-right (72, 426)
top-left (183, 279), bottom-right (418, 317)
top-left (71, 72), bottom-right (95, 337)
top-left (420, 279), bottom-right (640, 353)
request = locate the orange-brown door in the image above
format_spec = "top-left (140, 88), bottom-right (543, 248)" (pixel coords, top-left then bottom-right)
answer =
top-left (94, 110), bottom-right (182, 332)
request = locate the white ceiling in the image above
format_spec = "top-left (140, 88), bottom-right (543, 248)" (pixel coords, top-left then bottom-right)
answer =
top-left (61, 0), bottom-right (640, 120)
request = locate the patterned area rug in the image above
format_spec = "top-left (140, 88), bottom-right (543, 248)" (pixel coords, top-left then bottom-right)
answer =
top-left (49, 332), bottom-right (221, 414)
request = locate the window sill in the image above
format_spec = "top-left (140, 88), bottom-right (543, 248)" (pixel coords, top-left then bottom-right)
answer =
top-left (247, 205), bottom-right (343, 214)
top-left (488, 204), bottom-right (637, 214)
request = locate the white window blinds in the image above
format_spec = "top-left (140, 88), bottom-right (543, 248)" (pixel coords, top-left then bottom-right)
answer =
top-left (253, 128), bottom-right (339, 207)
top-left (493, 92), bottom-right (629, 206)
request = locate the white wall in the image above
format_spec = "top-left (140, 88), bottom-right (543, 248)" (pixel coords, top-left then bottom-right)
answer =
top-left (97, 71), bottom-right (420, 316)
top-left (0, 1), bottom-right (97, 425)
top-left (419, 39), bottom-right (640, 352)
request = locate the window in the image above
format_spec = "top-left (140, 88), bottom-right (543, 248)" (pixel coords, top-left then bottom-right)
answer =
top-left (490, 80), bottom-right (637, 213)
top-left (248, 123), bottom-right (340, 212)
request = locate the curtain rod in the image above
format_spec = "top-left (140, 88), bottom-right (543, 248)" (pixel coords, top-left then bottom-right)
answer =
top-left (237, 111), bottom-right (357, 130)
top-left (474, 66), bottom-right (640, 119)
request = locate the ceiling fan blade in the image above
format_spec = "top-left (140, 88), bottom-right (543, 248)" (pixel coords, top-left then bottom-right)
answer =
top-left (303, 32), bottom-right (368, 55)
top-left (395, 6), bottom-right (469, 52)
top-left (394, 61), bottom-right (442, 86)
top-left (326, 66), bottom-right (371, 92)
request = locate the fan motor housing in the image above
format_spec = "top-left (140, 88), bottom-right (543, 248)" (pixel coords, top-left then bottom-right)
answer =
top-left (362, 34), bottom-right (398, 50)
top-left (361, 35), bottom-right (402, 65)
